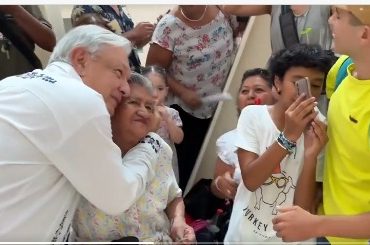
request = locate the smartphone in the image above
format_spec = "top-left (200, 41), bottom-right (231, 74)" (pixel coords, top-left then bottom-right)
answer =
top-left (295, 77), bottom-right (312, 98)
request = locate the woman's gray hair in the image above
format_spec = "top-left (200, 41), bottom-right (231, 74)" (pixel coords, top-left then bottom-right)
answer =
top-left (128, 72), bottom-right (154, 95)
top-left (48, 24), bottom-right (131, 64)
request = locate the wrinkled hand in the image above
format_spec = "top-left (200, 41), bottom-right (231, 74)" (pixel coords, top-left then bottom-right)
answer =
top-left (283, 95), bottom-right (318, 142)
top-left (180, 90), bottom-right (202, 110)
top-left (215, 172), bottom-right (238, 199)
top-left (170, 217), bottom-right (196, 243)
top-left (272, 206), bottom-right (320, 242)
top-left (131, 22), bottom-right (155, 48)
top-left (304, 119), bottom-right (328, 158)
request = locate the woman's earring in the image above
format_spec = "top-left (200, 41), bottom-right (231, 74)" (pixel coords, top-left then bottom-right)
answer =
top-left (276, 87), bottom-right (281, 94)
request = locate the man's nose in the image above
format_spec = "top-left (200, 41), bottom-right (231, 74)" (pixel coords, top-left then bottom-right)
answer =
top-left (120, 79), bottom-right (130, 98)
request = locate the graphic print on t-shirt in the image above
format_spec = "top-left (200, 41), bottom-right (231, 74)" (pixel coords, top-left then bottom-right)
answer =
top-left (254, 171), bottom-right (296, 215)
top-left (241, 161), bottom-right (296, 239)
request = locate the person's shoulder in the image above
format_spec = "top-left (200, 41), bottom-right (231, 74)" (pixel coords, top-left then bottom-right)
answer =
top-left (36, 66), bottom-right (108, 117)
top-left (139, 132), bottom-right (166, 151)
top-left (238, 105), bottom-right (270, 128)
top-left (240, 104), bottom-right (266, 116)
top-left (157, 14), bottom-right (178, 28)
top-left (140, 132), bottom-right (173, 161)
top-left (166, 106), bottom-right (180, 116)
top-left (217, 129), bottom-right (237, 145)
top-left (216, 129), bottom-right (238, 155)
top-left (60, 79), bottom-right (108, 116)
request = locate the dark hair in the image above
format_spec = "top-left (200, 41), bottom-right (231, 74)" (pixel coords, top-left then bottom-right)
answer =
top-left (268, 44), bottom-right (335, 81)
top-left (141, 65), bottom-right (167, 85)
top-left (240, 68), bottom-right (273, 90)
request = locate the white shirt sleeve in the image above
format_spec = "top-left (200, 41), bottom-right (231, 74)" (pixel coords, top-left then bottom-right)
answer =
top-left (216, 130), bottom-right (238, 167)
top-left (49, 115), bottom-right (159, 216)
top-left (235, 106), bottom-right (260, 155)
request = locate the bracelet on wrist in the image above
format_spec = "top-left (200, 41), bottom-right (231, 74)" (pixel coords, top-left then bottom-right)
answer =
top-left (277, 132), bottom-right (296, 154)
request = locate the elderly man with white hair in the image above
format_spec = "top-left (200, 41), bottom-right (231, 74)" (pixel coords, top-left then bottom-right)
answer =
top-left (0, 25), bottom-right (160, 242)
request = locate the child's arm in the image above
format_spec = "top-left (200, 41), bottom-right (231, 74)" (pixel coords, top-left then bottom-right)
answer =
top-left (238, 142), bottom-right (291, 192)
top-left (273, 206), bottom-right (370, 242)
top-left (238, 96), bottom-right (317, 192)
top-left (294, 119), bottom-right (328, 211)
top-left (166, 117), bottom-right (184, 144)
top-left (211, 158), bottom-right (238, 199)
top-left (159, 106), bottom-right (184, 144)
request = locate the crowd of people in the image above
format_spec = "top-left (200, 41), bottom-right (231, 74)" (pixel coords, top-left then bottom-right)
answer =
top-left (0, 4), bottom-right (369, 244)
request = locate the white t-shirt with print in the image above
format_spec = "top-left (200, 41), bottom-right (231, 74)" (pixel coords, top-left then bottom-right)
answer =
top-left (216, 129), bottom-right (241, 183)
top-left (0, 62), bottom-right (158, 242)
top-left (224, 105), bottom-right (305, 244)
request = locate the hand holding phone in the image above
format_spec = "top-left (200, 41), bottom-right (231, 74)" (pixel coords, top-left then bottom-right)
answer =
top-left (295, 77), bottom-right (312, 98)
top-left (295, 77), bottom-right (327, 125)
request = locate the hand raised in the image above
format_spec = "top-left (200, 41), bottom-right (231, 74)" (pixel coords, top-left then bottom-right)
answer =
top-left (304, 119), bottom-right (328, 157)
top-left (132, 22), bottom-right (155, 48)
top-left (216, 172), bottom-right (238, 199)
top-left (283, 94), bottom-right (318, 142)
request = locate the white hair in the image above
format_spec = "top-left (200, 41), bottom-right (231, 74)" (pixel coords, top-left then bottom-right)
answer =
top-left (48, 24), bottom-right (132, 64)
top-left (129, 72), bottom-right (154, 95)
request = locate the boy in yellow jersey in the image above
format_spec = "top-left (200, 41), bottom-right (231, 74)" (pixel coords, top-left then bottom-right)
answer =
top-left (272, 5), bottom-right (370, 244)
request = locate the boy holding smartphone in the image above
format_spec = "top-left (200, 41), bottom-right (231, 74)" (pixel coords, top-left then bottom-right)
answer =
top-left (273, 6), bottom-right (370, 244)
top-left (224, 44), bottom-right (333, 244)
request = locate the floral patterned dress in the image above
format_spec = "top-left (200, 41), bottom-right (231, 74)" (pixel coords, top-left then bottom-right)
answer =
top-left (152, 11), bottom-right (235, 119)
top-left (72, 135), bottom-right (182, 242)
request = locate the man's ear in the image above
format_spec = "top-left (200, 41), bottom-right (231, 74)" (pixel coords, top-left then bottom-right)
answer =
top-left (361, 26), bottom-right (370, 43)
top-left (70, 47), bottom-right (90, 77)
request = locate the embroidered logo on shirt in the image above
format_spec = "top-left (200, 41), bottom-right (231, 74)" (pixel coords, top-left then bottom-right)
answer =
top-left (51, 209), bottom-right (69, 242)
top-left (349, 115), bottom-right (358, 124)
top-left (17, 71), bottom-right (57, 83)
top-left (139, 135), bottom-right (161, 153)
